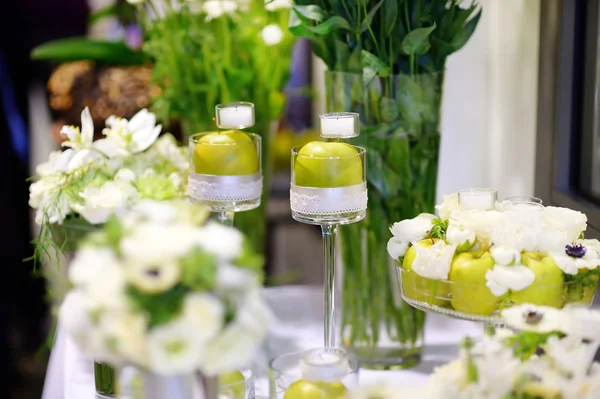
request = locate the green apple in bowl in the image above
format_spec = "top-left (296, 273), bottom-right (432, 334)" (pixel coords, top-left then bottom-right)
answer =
top-left (194, 130), bottom-right (259, 175)
top-left (402, 238), bottom-right (449, 306)
top-left (294, 141), bottom-right (362, 188)
top-left (510, 252), bottom-right (564, 308)
top-left (449, 251), bottom-right (498, 316)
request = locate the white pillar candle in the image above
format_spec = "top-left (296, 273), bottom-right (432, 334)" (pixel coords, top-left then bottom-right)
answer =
top-left (216, 102), bottom-right (254, 129)
top-left (458, 189), bottom-right (497, 210)
top-left (300, 349), bottom-right (348, 382)
top-left (319, 112), bottom-right (359, 138)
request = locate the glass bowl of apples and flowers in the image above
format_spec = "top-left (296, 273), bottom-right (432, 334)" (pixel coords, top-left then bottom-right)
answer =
top-left (388, 192), bottom-right (600, 322)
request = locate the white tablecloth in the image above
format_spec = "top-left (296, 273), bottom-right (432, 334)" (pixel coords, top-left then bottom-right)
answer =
top-left (41, 285), bottom-right (482, 398)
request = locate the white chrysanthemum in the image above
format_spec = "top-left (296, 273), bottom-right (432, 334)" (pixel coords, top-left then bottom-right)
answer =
top-left (265, 0), bottom-right (292, 11)
top-left (260, 24), bottom-right (284, 46)
top-left (390, 213), bottom-right (436, 243)
top-left (436, 193), bottom-right (459, 221)
top-left (69, 248), bottom-right (126, 307)
top-left (71, 180), bottom-right (138, 224)
top-left (411, 240), bottom-right (457, 280)
top-left (485, 264), bottom-right (535, 297)
top-left (102, 108), bottom-right (162, 155)
top-left (387, 238), bottom-right (409, 260)
top-left (446, 223), bottom-right (476, 252)
top-left (501, 304), bottom-right (568, 333)
top-left (202, 0), bottom-right (238, 21)
top-left (194, 221), bottom-right (244, 261)
top-left (125, 258), bottom-right (181, 294)
top-left (61, 107), bottom-right (94, 150)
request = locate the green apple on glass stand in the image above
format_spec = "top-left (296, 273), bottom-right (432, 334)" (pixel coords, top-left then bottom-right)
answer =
top-left (511, 252), bottom-right (564, 308)
top-left (290, 112), bottom-right (367, 349)
top-left (402, 239), bottom-right (449, 306)
top-left (449, 251), bottom-right (498, 316)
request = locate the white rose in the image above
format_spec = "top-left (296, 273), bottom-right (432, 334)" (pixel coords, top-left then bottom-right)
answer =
top-left (96, 310), bottom-right (148, 366)
top-left (490, 245), bottom-right (521, 266)
top-left (435, 193), bottom-right (459, 221)
top-left (387, 238), bottom-right (409, 260)
top-left (71, 180), bottom-right (137, 224)
top-left (125, 258), bottom-right (181, 294)
top-left (450, 209), bottom-right (504, 243)
top-left (181, 293), bottom-right (224, 342)
top-left (389, 213), bottom-right (436, 243)
top-left (411, 240), bottom-right (457, 280)
top-left (265, 0), bottom-right (292, 11)
top-left (542, 206), bottom-right (587, 243)
top-left (260, 24), bottom-right (284, 46)
top-left (69, 248), bottom-right (126, 307)
top-left (445, 223), bottom-right (476, 252)
top-left (195, 221), bottom-right (244, 261)
top-left (485, 264), bottom-right (535, 297)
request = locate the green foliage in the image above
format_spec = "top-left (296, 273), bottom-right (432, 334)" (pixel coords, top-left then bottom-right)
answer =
top-left (127, 284), bottom-right (189, 329)
top-left (429, 218), bottom-right (448, 240)
top-left (507, 331), bottom-right (564, 361)
top-left (31, 38), bottom-right (147, 65)
top-left (233, 239), bottom-right (265, 282)
top-left (179, 249), bottom-right (218, 291)
top-left (564, 268), bottom-right (600, 287)
top-left (290, 0), bottom-right (480, 76)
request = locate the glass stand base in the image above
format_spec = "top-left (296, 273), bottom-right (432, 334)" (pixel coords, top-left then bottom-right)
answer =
top-left (346, 345), bottom-right (422, 370)
top-left (95, 361), bottom-right (116, 398)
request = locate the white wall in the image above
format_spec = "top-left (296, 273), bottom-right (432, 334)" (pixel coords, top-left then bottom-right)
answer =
top-left (312, 0), bottom-right (542, 204)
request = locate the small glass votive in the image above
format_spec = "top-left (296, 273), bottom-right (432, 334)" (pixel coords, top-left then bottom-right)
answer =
top-left (188, 132), bottom-right (262, 212)
top-left (290, 146), bottom-right (367, 225)
top-left (220, 369), bottom-right (255, 399)
top-left (269, 348), bottom-right (359, 399)
top-left (216, 102), bottom-right (255, 130)
top-left (319, 112), bottom-right (359, 138)
top-left (504, 196), bottom-right (543, 205)
top-left (458, 188), bottom-right (498, 210)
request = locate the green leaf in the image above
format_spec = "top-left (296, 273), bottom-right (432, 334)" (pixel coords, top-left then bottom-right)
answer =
top-left (334, 40), bottom-right (350, 71)
top-left (127, 285), bottom-right (189, 329)
top-left (365, 147), bottom-right (403, 197)
top-left (179, 249), bottom-right (217, 291)
top-left (383, 0), bottom-right (398, 37)
top-left (292, 5), bottom-right (327, 22)
top-left (450, 8), bottom-right (482, 52)
top-left (401, 24), bottom-right (437, 56)
top-left (379, 97), bottom-right (398, 123)
top-left (31, 37), bottom-right (147, 65)
top-left (361, 50), bottom-right (387, 86)
top-left (360, 0), bottom-right (385, 33)
top-left (311, 16), bottom-right (351, 35)
top-left (289, 11), bottom-right (319, 40)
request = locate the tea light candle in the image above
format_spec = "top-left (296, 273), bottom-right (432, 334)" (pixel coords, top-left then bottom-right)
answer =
top-left (458, 188), bottom-right (498, 210)
top-left (502, 201), bottom-right (544, 212)
top-left (216, 102), bottom-right (255, 129)
top-left (300, 349), bottom-right (348, 382)
top-left (319, 113), bottom-right (359, 138)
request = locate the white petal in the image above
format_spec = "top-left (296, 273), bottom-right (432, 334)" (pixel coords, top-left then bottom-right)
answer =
top-left (551, 254), bottom-right (579, 275)
top-left (128, 109), bottom-right (154, 132)
top-left (387, 238), bottom-right (409, 260)
top-left (53, 149), bottom-right (75, 173)
top-left (60, 126), bottom-right (81, 147)
top-left (131, 125), bottom-right (162, 153)
top-left (93, 138), bottom-right (122, 158)
top-left (67, 149), bottom-right (101, 171)
top-left (80, 107), bottom-right (94, 146)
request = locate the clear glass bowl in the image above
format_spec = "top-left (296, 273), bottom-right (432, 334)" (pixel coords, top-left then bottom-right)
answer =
top-left (397, 266), bottom-right (597, 323)
top-left (269, 348), bottom-right (359, 399)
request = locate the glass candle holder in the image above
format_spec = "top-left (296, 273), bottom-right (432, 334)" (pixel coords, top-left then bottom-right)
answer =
top-left (289, 112), bottom-right (367, 349)
top-left (269, 348), bottom-right (359, 399)
top-left (458, 188), bottom-right (498, 210)
top-left (504, 196), bottom-right (543, 204)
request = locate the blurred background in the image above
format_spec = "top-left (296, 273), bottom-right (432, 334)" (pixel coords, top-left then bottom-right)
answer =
top-left (2, 0), bottom-right (600, 397)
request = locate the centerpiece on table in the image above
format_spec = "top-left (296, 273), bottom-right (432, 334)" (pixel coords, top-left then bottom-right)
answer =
top-left (389, 190), bottom-right (600, 321)
top-left (346, 304), bottom-right (600, 399)
top-left (60, 199), bottom-right (270, 399)
top-left (125, 0), bottom-right (296, 261)
top-left (288, 0), bottom-right (482, 367)
top-left (28, 106), bottom-right (188, 397)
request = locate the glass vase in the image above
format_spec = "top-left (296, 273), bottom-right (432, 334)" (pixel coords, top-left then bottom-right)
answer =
top-left (325, 71), bottom-right (444, 369)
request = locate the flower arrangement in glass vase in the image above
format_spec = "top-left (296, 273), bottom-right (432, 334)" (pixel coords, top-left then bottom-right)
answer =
top-left (59, 199), bottom-right (270, 397)
top-left (28, 106), bottom-right (188, 263)
top-left (389, 191), bottom-right (600, 321)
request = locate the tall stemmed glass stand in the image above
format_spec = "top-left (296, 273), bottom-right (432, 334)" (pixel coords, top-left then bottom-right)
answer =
top-left (290, 112), bottom-right (367, 348)
top-left (188, 102), bottom-right (262, 226)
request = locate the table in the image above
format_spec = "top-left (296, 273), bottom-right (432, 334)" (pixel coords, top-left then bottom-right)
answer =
top-left (41, 285), bottom-right (483, 398)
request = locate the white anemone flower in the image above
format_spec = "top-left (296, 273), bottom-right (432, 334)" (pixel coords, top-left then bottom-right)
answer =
top-left (102, 109), bottom-right (162, 155)
top-left (435, 192), bottom-right (459, 221)
top-left (265, 0), bottom-right (292, 11)
top-left (549, 241), bottom-right (600, 275)
top-left (501, 304), bottom-right (568, 333)
top-left (260, 24), bottom-right (284, 46)
top-left (390, 213), bottom-right (436, 243)
top-left (411, 240), bottom-right (457, 280)
top-left (485, 264), bottom-right (535, 297)
top-left (61, 107), bottom-right (94, 150)
top-left (125, 258), bottom-right (181, 294)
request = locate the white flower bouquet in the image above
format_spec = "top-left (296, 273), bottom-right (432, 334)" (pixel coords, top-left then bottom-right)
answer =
top-left (388, 192), bottom-right (600, 318)
top-left (29, 107), bottom-right (188, 262)
top-left (60, 199), bottom-right (270, 375)
top-left (427, 304), bottom-right (600, 399)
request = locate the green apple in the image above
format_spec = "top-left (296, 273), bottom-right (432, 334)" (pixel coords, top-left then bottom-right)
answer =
top-left (294, 141), bottom-right (362, 188)
top-left (194, 130), bottom-right (259, 175)
top-left (402, 238), bottom-right (449, 306)
top-left (283, 380), bottom-right (347, 399)
top-left (219, 370), bottom-right (246, 399)
top-left (449, 251), bottom-right (498, 316)
top-left (510, 252), bottom-right (564, 308)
